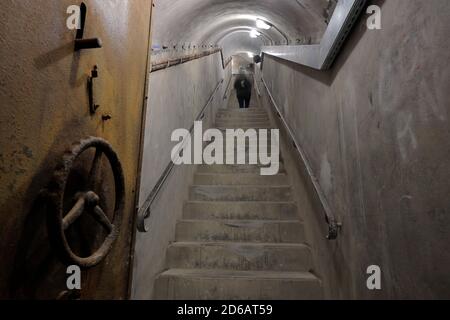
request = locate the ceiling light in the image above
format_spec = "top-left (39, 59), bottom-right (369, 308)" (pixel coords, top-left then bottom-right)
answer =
top-left (249, 29), bottom-right (261, 38)
top-left (256, 19), bottom-right (272, 30)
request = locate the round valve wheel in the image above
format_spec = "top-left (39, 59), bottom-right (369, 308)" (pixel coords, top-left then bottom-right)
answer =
top-left (47, 137), bottom-right (125, 268)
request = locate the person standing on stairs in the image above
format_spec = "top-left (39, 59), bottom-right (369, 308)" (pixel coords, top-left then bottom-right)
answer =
top-left (234, 75), bottom-right (252, 108)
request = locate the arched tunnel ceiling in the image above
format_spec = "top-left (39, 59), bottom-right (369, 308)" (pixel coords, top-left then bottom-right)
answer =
top-left (219, 31), bottom-right (265, 59)
top-left (151, 0), bottom-right (332, 57)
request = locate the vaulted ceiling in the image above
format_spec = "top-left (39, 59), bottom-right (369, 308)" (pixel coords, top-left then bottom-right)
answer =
top-left (151, 0), bottom-right (334, 57)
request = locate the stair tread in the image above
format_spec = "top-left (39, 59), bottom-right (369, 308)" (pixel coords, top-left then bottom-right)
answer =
top-left (198, 163), bottom-right (282, 166)
top-left (186, 200), bottom-right (296, 204)
top-left (170, 241), bottom-right (309, 248)
top-left (158, 269), bottom-right (319, 281)
top-left (176, 219), bottom-right (305, 243)
top-left (216, 118), bottom-right (270, 120)
top-left (192, 184), bottom-right (289, 187)
top-left (195, 172), bottom-right (286, 176)
top-left (216, 121), bottom-right (271, 124)
top-left (183, 201), bottom-right (300, 221)
top-left (216, 126), bottom-right (277, 131)
top-left (195, 172), bottom-right (285, 175)
top-left (192, 184), bottom-right (290, 188)
top-left (218, 113), bottom-right (267, 116)
top-left (218, 110), bottom-right (266, 112)
top-left (179, 219), bottom-right (301, 223)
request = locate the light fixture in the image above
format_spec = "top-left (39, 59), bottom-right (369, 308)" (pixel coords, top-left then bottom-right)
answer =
top-left (247, 52), bottom-right (255, 58)
top-left (249, 29), bottom-right (261, 38)
top-left (256, 19), bottom-right (272, 30)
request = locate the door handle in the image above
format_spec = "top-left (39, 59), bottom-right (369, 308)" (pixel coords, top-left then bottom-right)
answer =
top-left (88, 65), bottom-right (100, 114)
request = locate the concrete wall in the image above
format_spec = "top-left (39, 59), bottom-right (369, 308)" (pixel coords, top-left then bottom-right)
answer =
top-left (138, 53), bottom-right (225, 207)
top-left (259, 0), bottom-right (450, 299)
top-left (132, 53), bottom-right (231, 299)
top-left (0, 0), bottom-right (152, 299)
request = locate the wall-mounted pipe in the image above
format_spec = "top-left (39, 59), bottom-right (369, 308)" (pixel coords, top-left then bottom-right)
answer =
top-left (150, 49), bottom-right (222, 73)
top-left (150, 48), bottom-right (232, 73)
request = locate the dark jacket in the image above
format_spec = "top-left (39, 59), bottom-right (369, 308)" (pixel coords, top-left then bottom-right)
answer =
top-left (234, 77), bottom-right (252, 98)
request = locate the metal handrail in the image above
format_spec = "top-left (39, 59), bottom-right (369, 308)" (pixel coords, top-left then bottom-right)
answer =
top-left (223, 74), bottom-right (233, 100)
top-left (136, 78), bottom-right (224, 232)
top-left (260, 76), bottom-right (341, 240)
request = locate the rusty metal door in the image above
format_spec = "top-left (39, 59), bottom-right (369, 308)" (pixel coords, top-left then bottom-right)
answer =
top-left (0, 0), bottom-right (153, 299)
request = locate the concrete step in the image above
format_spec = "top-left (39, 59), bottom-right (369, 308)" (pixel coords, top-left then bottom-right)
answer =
top-left (154, 269), bottom-right (323, 300)
top-left (218, 115), bottom-right (268, 121)
top-left (209, 145), bottom-right (280, 154)
top-left (217, 114), bottom-right (269, 118)
top-left (217, 111), bottom-right (268, 116)
top-left (197, 163), bottom-right (284, 174)
top-left (166, 242), bottom-right (312, 272)
top-left (216, 115), bottom-right (269, 121)
top-left (220, 155), bottom-right (280, 163)
top-left (221, 149), bottom-right (280, 157)
top-left (217, 126), bottom-right (275, 130)
top-left (206, 142), bottom-right (279, 150)
top-left (216, 119), bottom-right (270, 127)
top-left (216, 118), bottom-right (271, 123)
top-left (189, 185), bottom-right (292, 202)
top-left (212, 134), bottom-right (280, 146)
top-left (217, 128), bottom-right (279, 135)
top-left (216, 123), bottom-right (272, 129)
top-left (175, 220), bottom-right (306, 243)
top-left (183, 201), bottom-right (299, 221)
top-left (218, 108), bottom-right (266, 114)
top-left (194, 173), bottom-right (288, 186)
top-left (211, 155), bottom-right (280, 165)
top-left (210, 160), bottom-right (281, 169)
top-left (218, 113), bottom-right (267, 118)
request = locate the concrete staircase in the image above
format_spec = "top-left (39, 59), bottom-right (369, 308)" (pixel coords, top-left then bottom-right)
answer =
top-left (154, 94), bottom-right (323, 300)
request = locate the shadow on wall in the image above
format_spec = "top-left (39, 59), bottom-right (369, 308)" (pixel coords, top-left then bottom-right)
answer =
top-left (33, 40), bottom-right (87, 89)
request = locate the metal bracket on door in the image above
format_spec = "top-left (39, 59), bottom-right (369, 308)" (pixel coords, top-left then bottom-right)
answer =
top-left (88, 65), bottom-right (100, 114)
top-left (74, 3), bottom-right (103, 51)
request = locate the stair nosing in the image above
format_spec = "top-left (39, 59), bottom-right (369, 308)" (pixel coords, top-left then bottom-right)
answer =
top-left (194, 172), bottom-right (287, 176)
top-left (185, 200), bottom-right (297, 204)
top-left (158, 269), bottom-right (320, 281)
top-left (169, 241), bottom-right (310, 249)
top-left (178, 219), bottom-right (302, 223)
top-left (191, 185), bottom-right (291, 188)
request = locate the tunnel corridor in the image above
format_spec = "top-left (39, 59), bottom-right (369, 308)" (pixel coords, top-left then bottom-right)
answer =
top-left (1, 0), bottom-right (450, 302)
